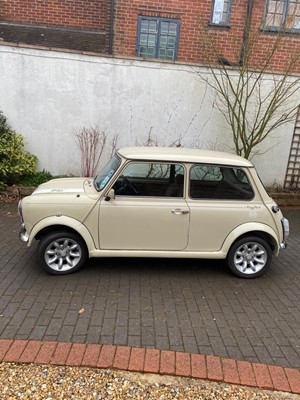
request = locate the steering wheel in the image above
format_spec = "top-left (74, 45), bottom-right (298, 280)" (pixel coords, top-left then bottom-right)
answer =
top-left (117, 176), bottom-right (140, 195)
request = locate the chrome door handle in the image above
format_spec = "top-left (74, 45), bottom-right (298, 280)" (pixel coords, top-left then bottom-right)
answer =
top-left (171, 209), bottom-right (189, 215)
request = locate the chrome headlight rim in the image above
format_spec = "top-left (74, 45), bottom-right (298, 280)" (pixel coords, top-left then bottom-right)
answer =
top-left (18, 199), bottom-right (24, 221)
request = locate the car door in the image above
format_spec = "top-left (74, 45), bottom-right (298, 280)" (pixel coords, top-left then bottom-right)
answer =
top-left (99, 162), bottom-right (190, 251)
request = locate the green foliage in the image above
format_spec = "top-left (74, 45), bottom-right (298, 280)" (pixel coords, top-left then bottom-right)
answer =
top-left (0, 110), bottom-right (37, 187)
top-left (19, 169), bottom-right (54, 186)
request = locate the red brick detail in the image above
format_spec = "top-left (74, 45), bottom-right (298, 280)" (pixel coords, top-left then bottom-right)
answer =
top-left (175, 352), bottom-right (191, 377)
top-left (269, 366), bottom-right (291, 392)
top-left (128, 347), bottom-right (146, 372)
top-left (207, 355), bottom-right (223, 381)
top-left (97, 345), bottom-right (116, 369)
top-left (144, 349), bottom-right (160, 373)
top-left (82, 344), bottom-right (102, 367)
top-left (191, 354), bottom-right (207, 379)
top-left (160, 350), bottom-right (175, 375)
top-left (253, 363), bottom-right (273, 390)
top-left (66, 343), bottom-right (86, 366)
top-left (3, 340), bottom-right (28, 362)
top-left (19, 340), bottom-right (42, 363)
top-left (113, 346), bottom-right (131, 370)
top-left (222, 358), bottom-right (240, 385)
top-left (35, 342), bottom-right (58, 364)
top-left (237, 361), bottom-right (257, 387)
top-left (50, 342), bottom-right (72, 365)
top-left (1, 0), bottom-right (109, 32)
top-left (0, 339), bottom-right (13, 360)
top-left (285, 368), bottom-right (300, 394)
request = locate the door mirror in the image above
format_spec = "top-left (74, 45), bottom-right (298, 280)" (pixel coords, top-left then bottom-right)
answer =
top-left (104, 189), bottom-right (115, 202)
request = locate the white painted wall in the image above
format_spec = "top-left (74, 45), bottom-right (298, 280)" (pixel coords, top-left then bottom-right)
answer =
top-left (0, 45), bottom-right (298, 186)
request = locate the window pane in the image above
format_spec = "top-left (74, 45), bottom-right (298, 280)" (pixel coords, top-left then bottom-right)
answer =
top-left (141, 20), bottom-right (149, 32)
top-left (149, 20), bottom-right (158, 33)
top-left (140, 33), bottom-right (147, 46)
top-left (190, 165), bottom-right (254, 200)
top-left (148, 34), bottom-right (156, 46)
top-left (159, 35), bottom-right (167, 47)
top-left (167, 36), bottom-right (176, 46)
top-left (161, 22), bottom-right (169, 34)
top-left (138, 16), bottom-right (179, 61)
top-left (165, 49), bottom-right (175, 59)
top-left (169, 23), bottom-right (177, 35)
top-left (265, 0), bottom-right (285, 27)
top-left (114, 163), bottom-right (184, 197)
top-left (212, 0), bottom-right (230, 24)
top-left (287, 0), bottom-right (300, 29)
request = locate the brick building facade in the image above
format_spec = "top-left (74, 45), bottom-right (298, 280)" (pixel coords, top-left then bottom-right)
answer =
top-left (0, 0), bottom-right (299, 73)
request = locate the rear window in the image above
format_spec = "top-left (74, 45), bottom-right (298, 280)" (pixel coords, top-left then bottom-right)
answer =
top-left (189, 165), bottom-right (254, 200)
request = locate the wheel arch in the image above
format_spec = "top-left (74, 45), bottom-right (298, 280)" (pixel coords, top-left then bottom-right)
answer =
top-left (28, 216), bottom-right (96, 254)
top-left (222, 223), bottom-right (280, 257)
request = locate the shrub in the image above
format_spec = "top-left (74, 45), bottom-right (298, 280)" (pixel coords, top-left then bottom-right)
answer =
top-left (0, 110), bottom-right (37, 187)
top-left (19, 170), bottom-right (54, 186)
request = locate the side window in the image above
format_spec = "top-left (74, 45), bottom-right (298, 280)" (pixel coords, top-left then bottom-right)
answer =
top-left (189, 165), bottom-right (254, 200)
top-left (113, 162), bottom-right (184, 197)
top-left (210, 0), bottom-right (232, 26)
top-left (264, 0), bottom-right (300, 32)
top-left (136, 16), bottom-right (180, 60)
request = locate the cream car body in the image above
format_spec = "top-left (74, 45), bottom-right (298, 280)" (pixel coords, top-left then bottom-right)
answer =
top-left (18, 147), bottom-right (289, 277)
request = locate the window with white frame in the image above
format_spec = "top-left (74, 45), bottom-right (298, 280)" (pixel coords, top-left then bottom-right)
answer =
top-left (211, 0), bottom-right (232, 26)
top-left (136, 16), bottom-right (180, 61)
top-left (264, 0), bottom-right (300, 31)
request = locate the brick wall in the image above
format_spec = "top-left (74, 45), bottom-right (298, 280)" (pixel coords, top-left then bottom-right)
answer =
top-left (0, 0), bottom-right (108, 30)
top-left (113, 0), bottom-right (300, 74)
top-left (0, 0), bottom-right (299, 73)
top-left (0, 0), bottom-right (110, 52)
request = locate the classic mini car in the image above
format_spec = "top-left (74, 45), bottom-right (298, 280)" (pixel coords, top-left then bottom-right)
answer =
top-left (18, 147), bottom-right (289, 278)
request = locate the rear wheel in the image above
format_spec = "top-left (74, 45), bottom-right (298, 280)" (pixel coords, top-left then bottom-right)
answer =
top-left (227, 236), bottom-right (272, 278)
top-left (38, 231), bottom-right (88, 275)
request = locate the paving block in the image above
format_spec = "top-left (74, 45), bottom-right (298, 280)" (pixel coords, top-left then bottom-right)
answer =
top-left (160, 350), bottom-right (175, 375)
top-left (144, 349), bottom-right (160, 374)
top-left (191, 354), bottom-right (207, 379)
top-left (207, 355), bottom-right (223, 381)
top-left (82, 344), bottom-right (102, 367)
top-left (66, 343), bottom-right (86, 366)
top-left (175, 352), bottom-right (191, 377)
top-left (128, 347), bottom-right (145, 372)
top-left (97, 345), bottom-right (116, 368)
top-left (113, 346), bottom-right (131, 370)
top-left (222, 358), bottom-right (240, 385)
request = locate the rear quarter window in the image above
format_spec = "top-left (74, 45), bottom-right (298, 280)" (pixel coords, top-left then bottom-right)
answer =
top-left (189, 165), bottom-right (254, 200)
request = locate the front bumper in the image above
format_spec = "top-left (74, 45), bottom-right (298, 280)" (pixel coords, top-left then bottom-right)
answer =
top-left (19, 223), bottom-right (29, 243)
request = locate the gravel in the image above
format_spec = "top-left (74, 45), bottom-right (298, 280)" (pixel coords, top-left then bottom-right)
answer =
top-left (0, 363), bottom-right (297, 400)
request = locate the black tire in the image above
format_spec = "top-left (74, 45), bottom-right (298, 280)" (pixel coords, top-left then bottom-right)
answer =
top-left (227, 236), bottom-right (272, 278)
top-left (38, 231), bottom-right (88, 275)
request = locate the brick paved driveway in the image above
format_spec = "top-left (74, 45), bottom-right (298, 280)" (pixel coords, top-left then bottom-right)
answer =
top-left (0, 201), bottom-right (299, 369)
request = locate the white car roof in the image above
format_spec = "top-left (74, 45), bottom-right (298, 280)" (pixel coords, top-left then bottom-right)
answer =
top-left (118, 147), bottom-right (253, 167)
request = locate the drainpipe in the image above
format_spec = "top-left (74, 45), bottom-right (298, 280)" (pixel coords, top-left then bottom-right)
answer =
top-left (240, 0), bottom-right (254, 65)
top-left (109, 0), bottom-right (115, 54)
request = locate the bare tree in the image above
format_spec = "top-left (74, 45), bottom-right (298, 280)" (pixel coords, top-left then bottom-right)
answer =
top-left (75, 126), bottom-right (107, 177)
top-left (197, 12), bottom-right (300, 159)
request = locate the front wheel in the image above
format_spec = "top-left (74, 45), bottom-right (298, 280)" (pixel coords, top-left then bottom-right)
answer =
top-left (227, 236), bottom-right (272, 278)
top-left (38, 231), bottom-right (88, 275)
